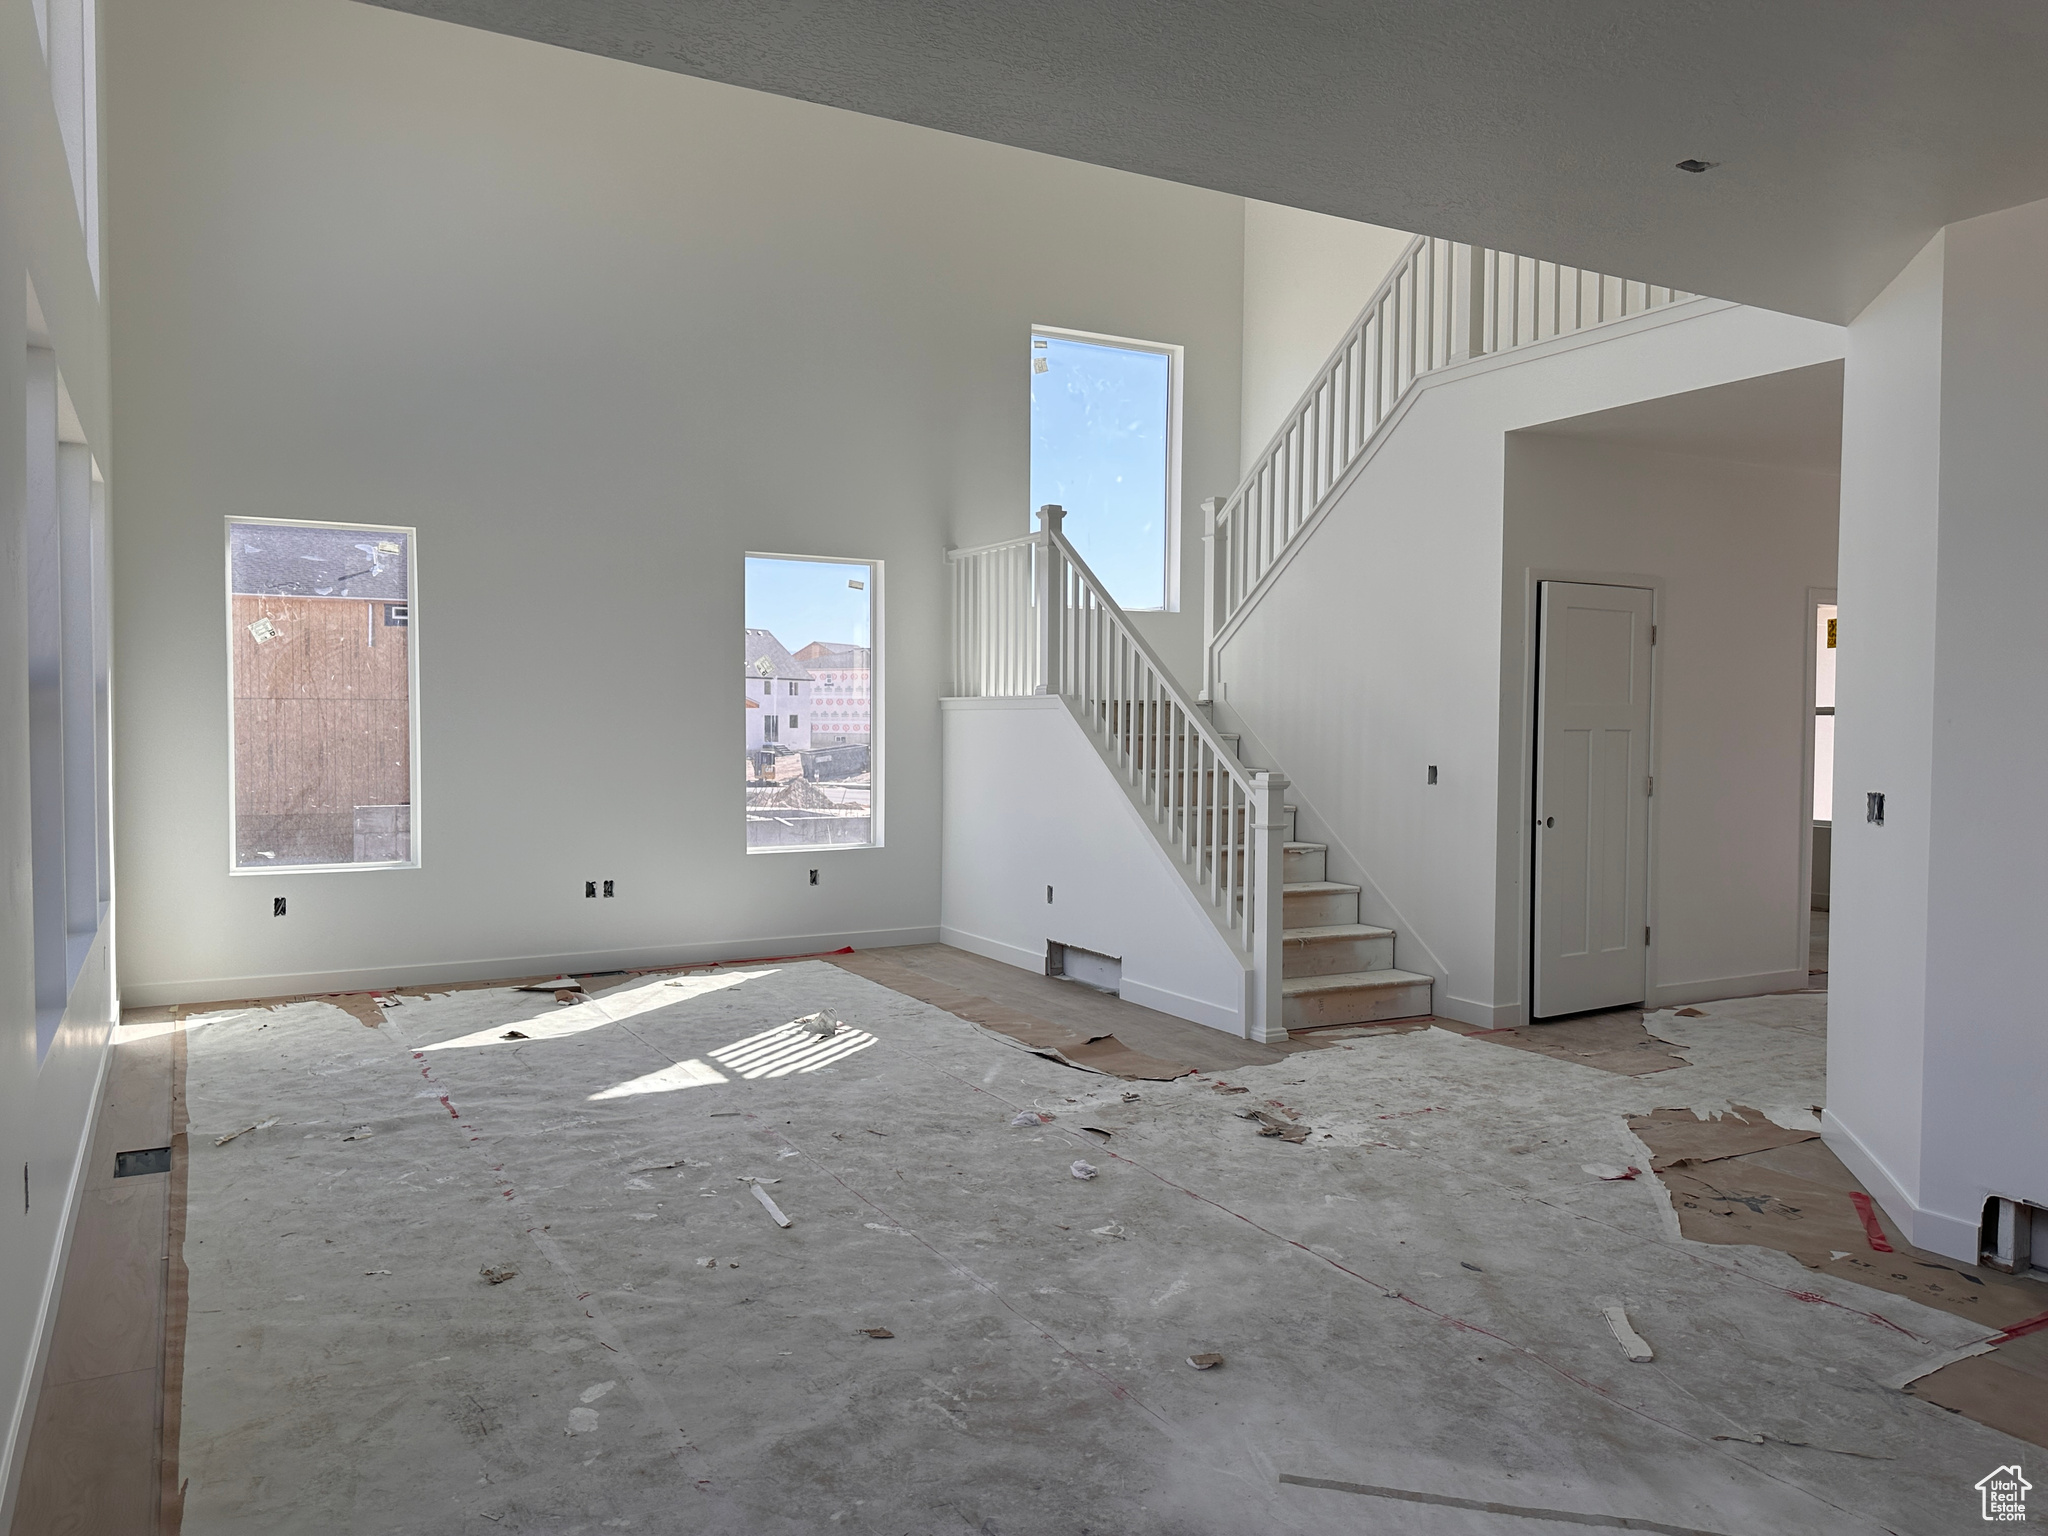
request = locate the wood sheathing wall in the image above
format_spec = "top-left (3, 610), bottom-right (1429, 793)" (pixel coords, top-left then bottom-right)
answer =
top-left (230, 596), bottom-right (408, 864)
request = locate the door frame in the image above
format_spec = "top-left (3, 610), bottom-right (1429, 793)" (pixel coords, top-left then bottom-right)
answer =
top-left (1515, 567), bottom-right (1665, 1025)
top-left (1799, 586), bottom-right (1837, 977)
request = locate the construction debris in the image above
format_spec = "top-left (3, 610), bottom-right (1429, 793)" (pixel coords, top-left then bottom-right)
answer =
top-left (1582, 1163), bottom-right (1640, 1181)
top-left (1236, 1107), bottom-right (1311, 1143)
top-left (479, 1265), bottom-right (517, 1285)
top-left (1599, 1299), bottom-right (1654, 1363)
top-left (215, 1116), bottom-right (279, 1146)
top-left (1079, 1126), bottom-right (1115, 1140)
top-left (1187, 1353), bottom-right (1225, 1370)
top-left (1091, 1223), bottom-right (1126, 1240)
top-left (1070, 1160), bottom-right (1098, 1180)
top-left (1848, 1191), bottom-right (1895, 1253)
top-left (553, 991), bottom-right (580, 1005)
top-left (501, 1031), bottom-right (529, 1040)
top-left (1674, 1007), bottom-right (1708, 1017)
top-left (749, 1183), bottom-right (792, 1227)
top-left (1010, 1110), bottom-right (1052, 1128)
top-left (859, 1328), bottom-right (894, 1339)
top-left (341, 1126), bottom-right (374, 1141)
top-left (516, 977), bottom-right (584, 995)
top-left (793, 1011), bottom-right (841, 1038)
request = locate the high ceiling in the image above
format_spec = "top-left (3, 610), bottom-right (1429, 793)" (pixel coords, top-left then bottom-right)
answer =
top-left (361, 0), bottom-right (2048, 323)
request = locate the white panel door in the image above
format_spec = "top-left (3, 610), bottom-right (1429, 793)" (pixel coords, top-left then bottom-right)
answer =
top-left (1534, 582), bottom-right (1653, 1018)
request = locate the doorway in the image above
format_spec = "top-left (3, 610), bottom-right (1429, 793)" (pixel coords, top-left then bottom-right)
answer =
top-left (1807, 590), bottom-right (1837, 980)
top-left (1532, 581), bottom-right (1654, 1018)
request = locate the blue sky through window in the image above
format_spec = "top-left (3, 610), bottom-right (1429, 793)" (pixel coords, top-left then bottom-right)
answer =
top-left (1030, 333), bottom-right (1171, 610)
top-left (745, 557), bottom-right (872, 655)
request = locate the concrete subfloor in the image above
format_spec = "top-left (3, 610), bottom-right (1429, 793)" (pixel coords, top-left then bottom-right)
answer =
top-left (12, 950), bottom-right (2035, 1535)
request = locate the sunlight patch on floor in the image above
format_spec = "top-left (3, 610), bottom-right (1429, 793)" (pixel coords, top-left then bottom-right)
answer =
top-left (708, 1019), bottom-right (877, 1079)
top-left (588, 1058), bottom-right (729, 1099)
top-left (420, 970), bottom-right (777, 1051)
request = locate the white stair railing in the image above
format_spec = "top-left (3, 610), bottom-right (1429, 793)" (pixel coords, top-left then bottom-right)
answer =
top-left (948, 533), bottom-right (1041, 699)
top-left (946, 507), bottom-right (1290, 1042)
top-left (1202, 238), bottom-right (1693, 697)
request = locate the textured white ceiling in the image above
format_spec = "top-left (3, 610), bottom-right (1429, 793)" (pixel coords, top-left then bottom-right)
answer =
top-left (359, 0), bottom-right (2048, 323)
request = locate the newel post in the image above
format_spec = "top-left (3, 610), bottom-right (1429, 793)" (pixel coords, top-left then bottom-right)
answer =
top-left (1199, 496), bottom-right (1225, 704)
top-left (1035, 504), bottom-right (1065, 696)
top-left (1249, 770), bottom-right (1290, 1043)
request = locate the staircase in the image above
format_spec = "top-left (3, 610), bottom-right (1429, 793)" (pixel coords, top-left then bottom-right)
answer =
top-left (947, 511), bottom-right (1433, 1042)
top-left (945, 241), bottom-right (1688, 1040)
top-left (1210, 731), bottom-right (1436, 1031)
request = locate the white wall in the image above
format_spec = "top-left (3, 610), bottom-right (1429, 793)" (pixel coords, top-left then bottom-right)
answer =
top-left (1830, 200), bottom-right (2048, 1261)
top-left (939, 697), bottom-right (1249, 1033)
top-left (1212, 300), bottom-right (1846, 1027)
top-left (104, 0), bottom-right (1245, 1003)
top-left (1824, 238), bottom-right (1943, 1225)
top-left (1238, 202), bottom-right (1412, 477)
top-left (1502, 434), bottom-right (1839, 1010)
top-left (1, 0), bottom-right (116, 1520)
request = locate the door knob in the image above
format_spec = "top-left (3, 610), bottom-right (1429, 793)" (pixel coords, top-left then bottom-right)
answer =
top-left (1542, 816), bottom-right (1554, 827)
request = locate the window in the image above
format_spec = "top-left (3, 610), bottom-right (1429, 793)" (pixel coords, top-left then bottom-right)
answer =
top-left (227, 519), bottom-right (418, 870)
top-left (1029, 327), bottom-right (1180, 611)
top-left (745, 555), bottom-right (878, 851)
top-left (25, 299), bottom-right (112, 1060)
top-left (37, 0), bottom-right (100, 289)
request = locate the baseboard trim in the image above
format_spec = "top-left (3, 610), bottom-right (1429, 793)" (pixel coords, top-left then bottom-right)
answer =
top-left (1822, 1110), bottom-right (1979, 1264)
top-left (1647, 968), bottom-right (1809, 1009)
top-left (1438, 993), bottom-right (1520, 1030)
top-left (0, 1031), bottom-right (116, 1534)
top-left (937, 925), bottom-right (1043, 974)
top-left (1119, 977), bottom-right (1244, 1035)
top-left (938, 925), bottom-right (1247, 1035)
top-left (120, 926), bottom-right (943, 1008)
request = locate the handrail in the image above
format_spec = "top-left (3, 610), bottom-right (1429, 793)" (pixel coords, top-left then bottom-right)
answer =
top-left (1045, 524), bottom-right (1258, 805)
top-left (946, 533), bottom-right (1039, 562)
top-left (1203, 239), bottom-right (1694, 696)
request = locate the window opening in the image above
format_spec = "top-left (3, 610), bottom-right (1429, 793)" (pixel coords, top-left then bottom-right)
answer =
top-left (1029, 327), bottom-right (1179, 611)
top-left (25, 318), bottom-right (112, 1059)
top-left (745, 555), bottom-right (877, 851)
top-left (228, 520), bottom-right (417, 869)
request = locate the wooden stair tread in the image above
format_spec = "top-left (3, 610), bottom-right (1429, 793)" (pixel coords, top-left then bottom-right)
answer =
top-left (1283, 880), bottom-right (1359, 897)
top-left (1282, 923), bottom-right (1394, 943)
top-left (1281, 968), bottom-right (1432, 996)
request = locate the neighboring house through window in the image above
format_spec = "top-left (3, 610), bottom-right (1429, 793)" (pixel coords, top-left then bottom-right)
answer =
top-left (744, 555), bottom-right (878, 851)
